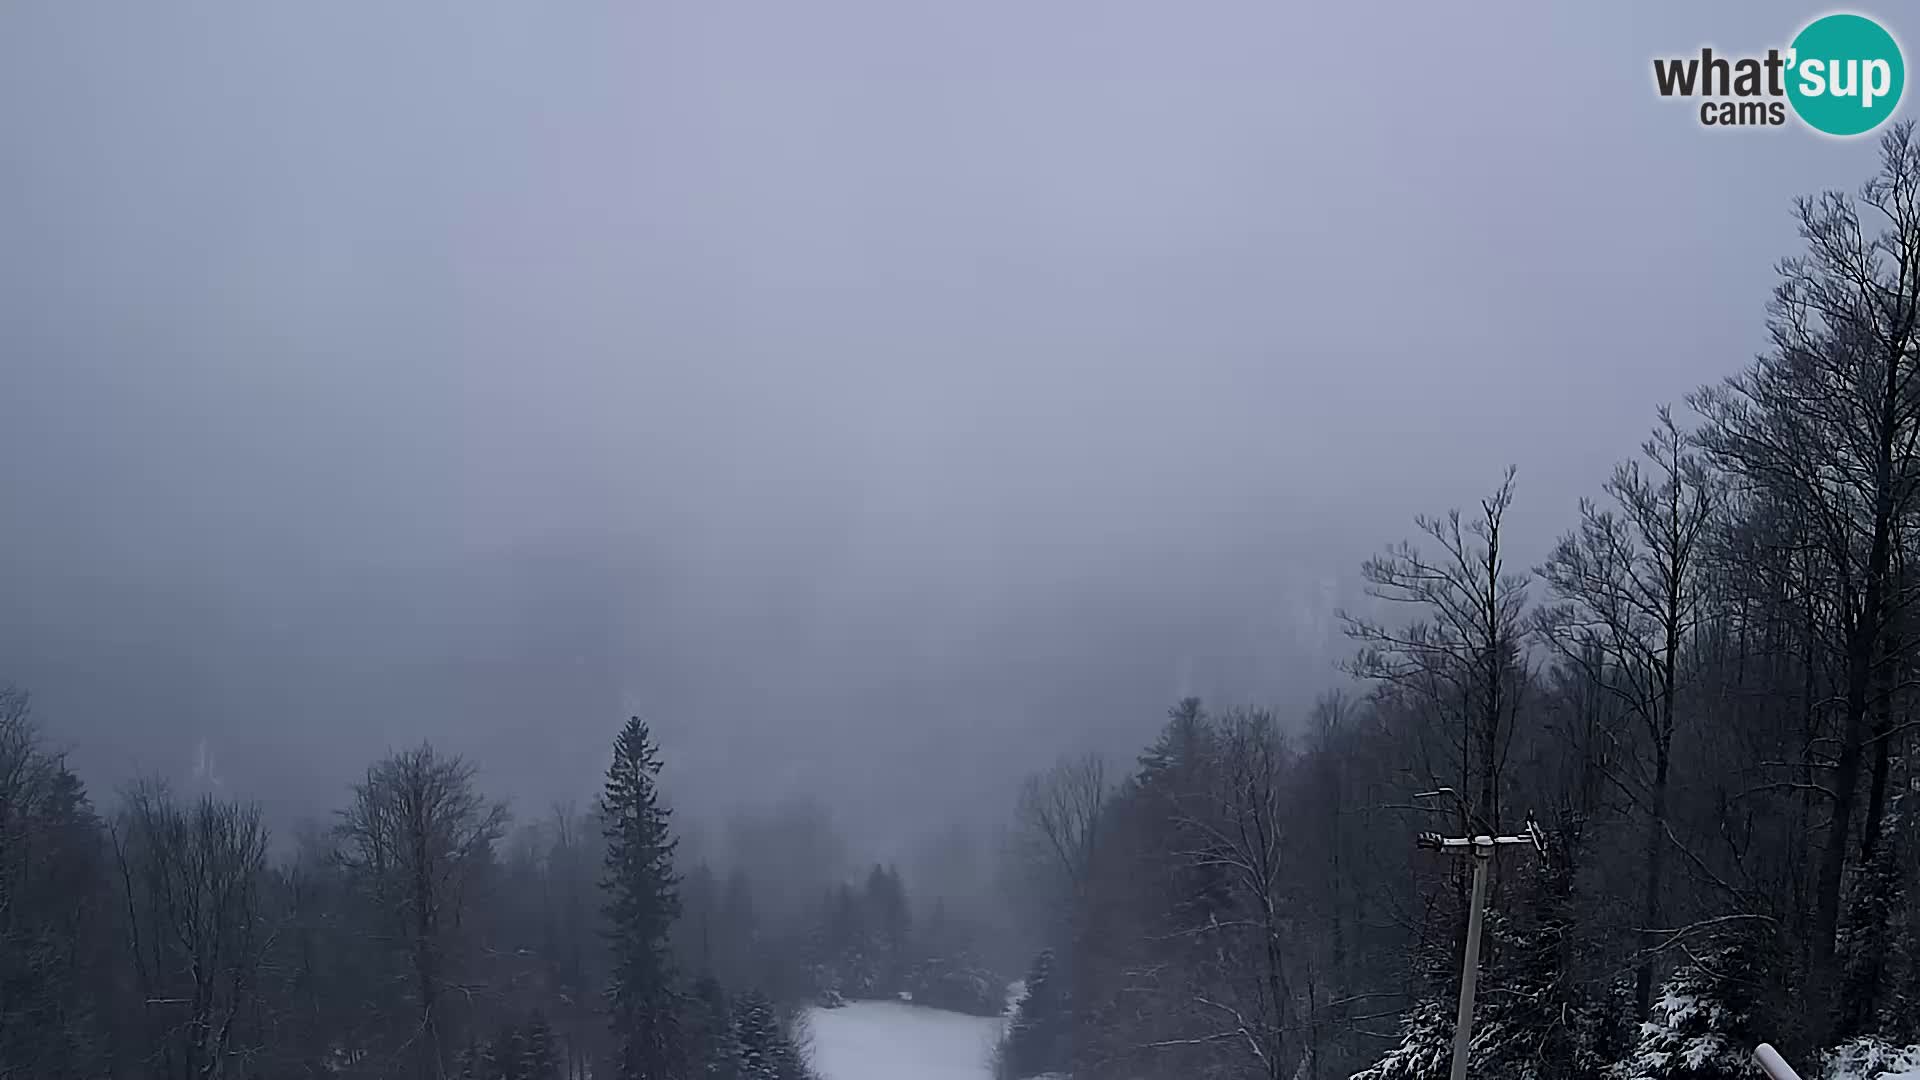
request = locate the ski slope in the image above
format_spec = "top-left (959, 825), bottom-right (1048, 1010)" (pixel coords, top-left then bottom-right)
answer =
top-left (806, 1000), bottom-right (1008, 1080)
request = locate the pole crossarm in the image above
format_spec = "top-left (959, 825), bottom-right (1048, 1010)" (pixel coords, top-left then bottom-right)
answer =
top-left (1416, 812), bottom-right (1548, 856)
top-left (1415, 833), bottom-right (1537, 852)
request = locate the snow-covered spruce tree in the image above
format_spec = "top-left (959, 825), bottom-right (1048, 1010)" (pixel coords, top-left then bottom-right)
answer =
top-left (808, 881), bottom-right (881, 1001)
top-left (1837, 835), bottom-right (1904, 1041)
top-left (733, 990), bottom-right (812, 1080)
top-left (523, 1012), bottom-right (561, 1080)
top-left (494, 1024), bottom-right (528, 1080)
top-left (601, 715), bottom-right (686, 1079)
top-left (1064, 698), bottom-right (1234, 1079)
top-left (1820, 1036), bottom-right (1920, 1080)
top-left (1469, 911), bottom-right (1628, 1080)
top-left (1351, 857), bottom-right (1465, 1080)
top-left (1356, 845), bottom-right (1627, 1080)
top-left (1352, 996), bottom-right (1459, 1080)
top-left (1610, 939), bottom-right (1775, 1080)
top-left (801, 886), bottom-right (853, 1005)
top-left (1473, 849), bottom-right (1630, 1080)
top-left (1002, 948), bottom-right (1072, 1079)
top-left (677, 862), bottom-right (721, 977)
top-left (1838, 779), bottom-right (1917, 1042)
top-left (458, 1039), bottom-right (487, 1080)
top-left (1889, 849), bottom-right (1920, 1046)
top-left (864, 863), bottom-right (913, 995)
top-left (1874, 782), bottom-right (1920, 1046)
top-left (1353, 970), bottom-right (1625, 1080)
top-left (905, 952), bottom-right (1006, 1017)
top-left (837, 884), bottom-right (879, 999)
top-left (455, 1017), bottom-right (561, 1080)
top-left (716, 868), bottom-right (761, 994)
top-left (686, 975), bottom-right (743, 1080)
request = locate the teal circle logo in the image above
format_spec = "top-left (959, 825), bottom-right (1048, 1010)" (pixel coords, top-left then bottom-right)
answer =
top-left (1787, 14), bottom-right (1905, 136)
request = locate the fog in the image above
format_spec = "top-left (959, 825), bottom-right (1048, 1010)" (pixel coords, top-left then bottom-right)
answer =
top-left (0, 1), bottom-right (1882, 856)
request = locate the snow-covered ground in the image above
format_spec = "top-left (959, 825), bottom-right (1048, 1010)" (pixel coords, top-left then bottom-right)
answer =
top-left (806, 1000), bottom-right (1008, 1080)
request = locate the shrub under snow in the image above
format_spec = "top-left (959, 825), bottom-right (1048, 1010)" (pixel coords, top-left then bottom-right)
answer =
top-left (1822, 1037), bottom-right (1920, 1080)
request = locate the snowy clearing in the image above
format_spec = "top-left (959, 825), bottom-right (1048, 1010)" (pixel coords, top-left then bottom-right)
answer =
top-left (807, 1000), bottom-right (1008, 1080)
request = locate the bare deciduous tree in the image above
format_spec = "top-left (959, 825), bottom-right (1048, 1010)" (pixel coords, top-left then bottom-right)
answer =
top-left (109, 782), bottom-right (271, 1080)
top-left (1538, 406), bottom-right (1718, 1016)
top-left (1159, 708), bottom-right (1295, 1080)
top-left (334, 743), bottom-right (508, 1080)
top-left (1692, 121), bottom-right (1920, 1035)
top-left (1342, 467), bottom-right (1532, 838)
top-left (1014, 752), bottom-right (1109, 904)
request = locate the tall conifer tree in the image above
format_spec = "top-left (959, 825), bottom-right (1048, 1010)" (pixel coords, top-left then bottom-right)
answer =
top-left (601, 716), bottom-right (684, 1079)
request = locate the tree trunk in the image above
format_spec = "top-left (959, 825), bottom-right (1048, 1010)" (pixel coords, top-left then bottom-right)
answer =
top-left (1863, 613), bottom-right (1900, 862)
top-left (414, 827), bottom-right (440, 1080)
top-left (1863, 691), bottom-right (1894, 863)
top-left (1809, 417), bottom-right (1897, 1039)
top-left (1263, 892), bottom-right (1289, 1080)
top-left (1810, 614), bottom-right (1876, 1037)
top-left (1634, 737), bottom-right (1673, 1018)
top-left (1793, 569), bottom-right (1819, 960)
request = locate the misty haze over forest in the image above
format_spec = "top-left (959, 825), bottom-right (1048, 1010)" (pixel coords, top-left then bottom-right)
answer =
top-left (0, 1), bottom-right (1855, 850)
top-left (11, 4), bottom-right (1920, 1080)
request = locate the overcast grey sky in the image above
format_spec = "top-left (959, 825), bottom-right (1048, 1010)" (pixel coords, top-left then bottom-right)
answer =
top-left (0, 2), bottom-right (1896, 856)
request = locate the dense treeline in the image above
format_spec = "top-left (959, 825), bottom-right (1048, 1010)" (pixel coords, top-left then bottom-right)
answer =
top-left (805, 863), bottom-right (1006, 1017)
top-left (4, 698), bottom-right (996, 1079)
top-left (996, 126), bottom-right (1920, 1080)
top-left (2, 695), bottom-right (1009, 1079)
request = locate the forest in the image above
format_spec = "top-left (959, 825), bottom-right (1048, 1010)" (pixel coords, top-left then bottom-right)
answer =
top-left (1, 693), bottom-right (1028, 1080)
top-left (994, 127), bottom-right (1920, 1080)
top-left (10, 118), bottom-right (1920, 1080)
